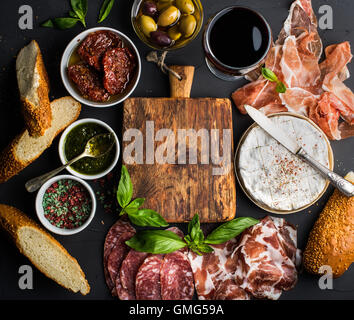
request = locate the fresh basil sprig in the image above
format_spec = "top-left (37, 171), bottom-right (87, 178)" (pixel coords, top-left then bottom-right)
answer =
top-left (184, 214), bottom-right (213, 255)
top-left (126, 213), bottom-right (260, 255)
top-left (98, 0), bottom-right (115, 23)
top-left (261, 67), bottom-right (287, 93)
top-left (41, 0), bottom-right (88, 29)
top-left (117, 165), bottom-right (168, 228)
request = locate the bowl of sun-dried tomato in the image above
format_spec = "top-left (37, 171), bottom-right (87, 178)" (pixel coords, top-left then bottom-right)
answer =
top-left (35, 175), bottom-right (96, 235)
top-left (60, 27), bottom-right (141, 107)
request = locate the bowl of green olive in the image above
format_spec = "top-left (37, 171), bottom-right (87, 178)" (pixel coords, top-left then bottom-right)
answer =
top-left (131, 0), bottom-right (203, 50)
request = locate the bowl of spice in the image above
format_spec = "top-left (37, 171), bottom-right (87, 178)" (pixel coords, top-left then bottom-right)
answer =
top-left (36, 175), bottom-right (96, 235)
top-left (58, 118), bottom-right (120, 180)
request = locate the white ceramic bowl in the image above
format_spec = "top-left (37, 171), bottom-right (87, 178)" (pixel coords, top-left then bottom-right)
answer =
top-left (60, 27), bottom-right (141, 107)
top-left (36, 175), bottom-right (96, 235)
top-left (58, 118), bottom-right (120, 180)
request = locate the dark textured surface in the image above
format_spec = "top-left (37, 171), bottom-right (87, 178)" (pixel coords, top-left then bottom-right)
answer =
top-left (0, 0), bottom-right (353, 300)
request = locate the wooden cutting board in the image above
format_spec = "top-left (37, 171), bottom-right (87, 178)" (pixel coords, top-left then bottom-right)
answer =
top-left (123, 66), bottom-right (236, 223)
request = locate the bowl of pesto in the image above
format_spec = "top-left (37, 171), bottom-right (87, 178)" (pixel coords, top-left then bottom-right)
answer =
top-left (58, 118), bottom-right (120, 180)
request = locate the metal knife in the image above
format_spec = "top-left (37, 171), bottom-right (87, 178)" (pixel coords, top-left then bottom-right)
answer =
top-left (244, 105), bottom-right (354, 197)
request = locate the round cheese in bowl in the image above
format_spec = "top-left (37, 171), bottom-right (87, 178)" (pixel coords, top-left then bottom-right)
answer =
top-left (235, 113), bottom-right (333, 214)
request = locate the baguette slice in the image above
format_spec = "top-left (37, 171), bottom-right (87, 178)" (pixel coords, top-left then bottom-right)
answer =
top-left (0, 204), bottom-right (90, 295)
top-left (303, 172), bottom-right (354, 278)
top-left (16, 40), bottom-right (51, 137)
top-left (0, 96), bottom-right (81, 183)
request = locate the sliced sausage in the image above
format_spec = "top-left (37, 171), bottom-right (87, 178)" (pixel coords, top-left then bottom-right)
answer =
top-left (77, 30), bottom-right (122, 71)
top-left (107, 231), bottom-right (135, 296)
top-left (135, 255), bottom-right (164, 300)
top-left (103, 218), bottom-right (135, 295)
top-left (68, 64), bottom-right (110, 102)
top-left (118, 250), bottom-right (149, 300)
top-left (102, 47), bottom-right (136, 95)
top-left (160, 251), bottom-right (194, 300)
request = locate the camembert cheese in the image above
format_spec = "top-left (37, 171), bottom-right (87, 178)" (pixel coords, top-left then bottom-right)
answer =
top-left (237, 115), bottom-right (330, 212)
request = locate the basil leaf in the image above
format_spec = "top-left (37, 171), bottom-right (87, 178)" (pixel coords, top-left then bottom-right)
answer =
top-left (194, 229), bottom-right (204, 245)
top-left (52, 17), bottom-right (79, 30)
top-left (71, 0), bottom-right (87, 19)
top-left (41, 20), bottom-right (54, 28)
top-left (205, 217), bottom-right (259, 245)
top-left (98, 0), bottom-right (115, 23)
top-left (124, 198), bottom-right (145, 214)
top-left (188, 213), bottom-right (200, 239)
top-left (117, 165), bottom-right (133, 209)
top-left (126, 230), bottom-right (186, 254)
top-left (71, 0), bottom-right (87, 27)
top-left (69, 10), bottom-right (79, 18)
top-left (128, 209), bottom-right (169, 227)
top-left (197, 243), bottom-right (214, 253)
top-left (261, 67), bottom-right (279, 82)
top-left (276, 81), bottom-right (287, 93)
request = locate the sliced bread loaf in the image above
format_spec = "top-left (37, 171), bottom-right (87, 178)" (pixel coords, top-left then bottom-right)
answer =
top-left (0, 96), bottom-right (81, 183)
top-left (16, 40), bottom-right (51, 137)
top-left (0, 204), bottom-right (90, 295)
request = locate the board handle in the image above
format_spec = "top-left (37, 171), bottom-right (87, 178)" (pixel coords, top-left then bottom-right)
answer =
top-left (169, 65), bottom-right (195, 98)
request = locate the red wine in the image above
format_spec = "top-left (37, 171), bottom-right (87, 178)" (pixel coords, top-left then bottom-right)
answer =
top-left (209, 7), bottom-right (270, 68)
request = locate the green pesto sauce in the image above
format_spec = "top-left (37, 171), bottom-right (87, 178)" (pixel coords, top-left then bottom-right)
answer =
top-left (64, 123), bottom-right (116, 175)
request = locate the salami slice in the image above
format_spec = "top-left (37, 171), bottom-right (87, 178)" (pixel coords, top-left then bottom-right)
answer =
top-left (107, 231), bottom-right (135, 294)
top-left (103, 217), bottom-right (135, 294)
top-left (135, 255), bottom-right (163, 300)
top-left (118, 250), bottom-right (149, 300)
top-left (161, 251), bottom-right (194, 300)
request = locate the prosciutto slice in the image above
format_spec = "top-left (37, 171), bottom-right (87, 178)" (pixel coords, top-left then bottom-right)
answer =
top-left (232, 0), bottom-right (354, 140)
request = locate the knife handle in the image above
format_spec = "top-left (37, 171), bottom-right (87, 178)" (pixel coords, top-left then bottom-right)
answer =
top-left (297, 148), bottom-right (354, 197)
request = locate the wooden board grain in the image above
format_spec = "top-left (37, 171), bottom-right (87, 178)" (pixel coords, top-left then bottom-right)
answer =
top-left (122, 97), bottom-right (236, 223)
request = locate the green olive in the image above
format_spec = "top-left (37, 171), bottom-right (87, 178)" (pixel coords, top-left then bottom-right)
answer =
top-left (138, 15), bottom-right (157, 37)
top-left (178, 14), bottom-right (196, 38)
top-left (168, 25), bottom-right (182, 41)
top-left (175, 0), bottom-right (195, 14)
top-left (157, 5), bottom-right (180, 27)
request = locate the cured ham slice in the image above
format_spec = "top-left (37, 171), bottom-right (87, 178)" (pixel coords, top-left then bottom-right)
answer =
top-left (233, 217), bottom-right (300, 300)
top-left (188, 238), bottom-right (250, 300)
top-left (232, 0), bottom-right (354, 140)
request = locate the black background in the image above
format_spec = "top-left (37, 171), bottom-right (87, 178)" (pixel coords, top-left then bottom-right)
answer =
top-left (0, 0), bottom-right (353, 301)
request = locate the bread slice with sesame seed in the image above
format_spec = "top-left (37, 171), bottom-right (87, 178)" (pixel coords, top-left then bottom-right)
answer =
top-left (16, 40), bottom-right (51, 137)
top-left (0, 96), bottom-right (81, 183)
top-left (0, 204), bottom-right (90, 295)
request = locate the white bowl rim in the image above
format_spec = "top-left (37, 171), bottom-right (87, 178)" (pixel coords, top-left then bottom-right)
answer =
top-left (60, 26), bottom-right (141, 108)
top-left (35, 174), bottom-right (96, 235)
top-left (58, 118), bottom-right (120, 180)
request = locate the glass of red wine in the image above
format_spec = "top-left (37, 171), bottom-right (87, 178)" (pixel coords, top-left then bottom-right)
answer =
top-left (203, 6), bottom-right (272, 81)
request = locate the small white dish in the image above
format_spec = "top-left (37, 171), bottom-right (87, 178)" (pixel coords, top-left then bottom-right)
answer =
top-left (58, 118), bottom-right (120, 180)
top-left (60, 27), bottom-right (141, 107)
top-left (36, 175), bottom-right (96, 235)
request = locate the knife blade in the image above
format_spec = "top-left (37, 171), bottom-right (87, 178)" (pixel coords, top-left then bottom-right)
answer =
top-left (244, 105), bottom-right (354, 197)
top-left (244, 105), bottom-right (301, 154)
